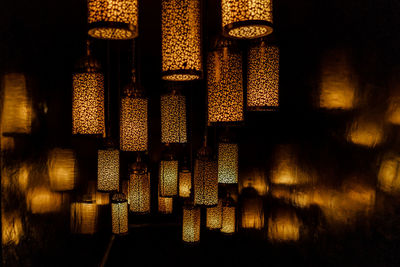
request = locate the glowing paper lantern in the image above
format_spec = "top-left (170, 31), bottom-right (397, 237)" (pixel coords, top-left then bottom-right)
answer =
top-left (26, 187), bottom-right (62, 214)
top-left (218, 142), bottom-right (238, 184)
top-left (161, 0), bottom-right (202, 81)
top-left (240, 188), bottom-right (264, 230)
top-left (48, 148), bottom-right (76, 191)
top-left (71, 201), bottom-right (98, 234)
top-left (120, 83), bottom-right (148, 151)
top-left (159, 159), bottom-right (179, 197)
top-left (88, 0), bottom-right (139, 40)
top-left (194, 145), bottom-right (218, 206)
top-left (2, 212), bottom-right (23, 245)
top-left (221, 203), bottom-right (236, 234)
top-left (129, 161), bottom-right (150, 213)
top-left (207, 44), bottom-right (244, 124)
top-left (247, 43), bottom-right (279, 110)
top-left (72, 53), bottom-right (105, 135)
top-left (1, 73), bottom-right (32, 135)
top-left (179, 168), bottom-right (192, 198)
top-left (347, 116), bottom-right (384, 148)
top-left (161, 92), bottom-right (187, 143)
top-left (182, 204), bottom-right (200, 243)
top-left (268, 209), bottom-right (301, 242)
top-left (111, 193), bottom-right (128, 235)
top-left (206, 200), bottom-right (222, 230)
top-left (97, 148), bottom-right (120, 192)
top-left (378, 154), bottom-right (400, 194)
top-left (221, 0), bottom-right (273, 39)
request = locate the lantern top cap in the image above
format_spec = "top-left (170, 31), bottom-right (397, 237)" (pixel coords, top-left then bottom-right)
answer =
top-left (75, 55), bottom-right (102, 73)
top-left (112, 193), bottom-right (127, 203)
top-left (130, 159), bottom-right (148, 174)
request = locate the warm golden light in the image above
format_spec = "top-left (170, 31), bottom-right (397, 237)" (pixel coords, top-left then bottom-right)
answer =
top-left (88, 181), bottom-right (110, 205)
top-left (129, 166), bottom-right (150, 214)
top-left (221, 0), bottom-right (273, 39)
top-left (159, 160), bottom-right (179, 197)
top-left (247, 43), bottom-right (279, 110)
top-left (347, 116), bottom-right (384, 148)
top-left (71, 201), bottom-right (98, 234)
top-left (2, 212), bottom-right (23, 245)
top-left (1, 73), bottom-right (32, 135)
top-left (161, 93), bottom-right (187, 143)
top-left (179, 169), bottom-right (192, 198)
top-left (97, 149), bottom-right (120, 192)
top-left (158, 187), bottom-right (173, 214)
top-left (194, 147), bottom-right (218, 206)
top-left (207, 46), bottom-right (244, 124)
top-left (239, 168), bottom-right (268, 196)
top-left (27, 187), bottom-right (62, 214)
top-left (241, 190), bottom-right (264, 230)
top-left (1, 136), bottom-right (15, 151)
top-left (111, 194), bottom-right (129, 235)
top-left (88, 0), bottom-right (139, 40)
top-left (182, 204), bottom-right (200, 243)
top-left (218, 142), bottom-right (238, 184)
top-left (206, 200), bottom-right (222, 230)
top-left (48, 148), bottom-right (76, 191)
top-left (268, 209), bottom-right (301, 242)
top-left (161, 0), bottom-right (202, 81)
top-left (378, 154), bottom-right (400, 194)
top-left (221, 205), bottom-right (236, 234)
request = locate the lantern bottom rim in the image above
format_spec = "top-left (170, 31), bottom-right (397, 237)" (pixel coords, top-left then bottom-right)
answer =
top-left (223, 20), bottom-right (273, 40)
top-left (161, 70), bottom-right (202, 81)
top-left (89, 22), bottom-right (138, 40)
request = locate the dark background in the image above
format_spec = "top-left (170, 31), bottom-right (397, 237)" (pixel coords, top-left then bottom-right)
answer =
top-left (2, 0), bottom-right (400, 266)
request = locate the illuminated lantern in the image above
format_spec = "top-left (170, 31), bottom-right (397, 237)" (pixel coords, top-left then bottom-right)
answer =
top-left (26, 187), bottom-right (62, 214)
top-left (161, 0), bottom-right (202, 81)
top-left (48, 148), bottom-right (76, 191)
top-left (240, 187), bottom-right (264, 230)
top-left (240, 167), bottom-right (268, 196)
top-left (120, 75), bottom-right (148, 151)
top-left (158, 182), bottom-right (173, 214)
top-left (268, 209), bottom-right (301, 242)
top-left (206, 200), bottom-right (222, 230)
top-left (179, 167), bottom-right (192, 198)
top-left (194, 142), bottom-right (218, 206)
top-left (87, 181), bottom-right (110, 205)
top-left (97, 147), bottom-right (120, 192)
top-left (111, 193), bottom-right (129, 235)
top-left (1, 73), bottom-right (32, 135)
top-left (182, 202), bottom-right (200, 243)
top-left (221, 0), bottom-right (273, 39)
top-left (247, 42), bottom-right (279, 110)
top-left (218, 141), bottom-right (238, 184)
top-left (72, 43), bottom-right (105, 136)
top-left (129, 159), bottom-right (151, 213)
top-left (159, 155), bottom-right (179, 197)
top-left (378, 153), bottom-right (400, 194)
top-left (347, 115), bottom-right (384, 148)
top-left (221, 197), bottom-right (236, 234)
top-left (88, 0), bottom-right (139, 40)
top-left (207, 42), bottom-right (244, 124)
top-left (2, 212), bottom-right (23, 245)
top-left (161, 91), bottom-right (187, 144)
top-left (71, 200), bottom-right (98, 234)
top-left (1, 136), bottom-right (15, 151)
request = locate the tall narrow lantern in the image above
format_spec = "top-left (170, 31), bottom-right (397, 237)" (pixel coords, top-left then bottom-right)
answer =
top-left (207, 41), bottom-right (244, 124)
top-left (218, 141), bottom-right (239, 184)
top-left (179, 167), bottom-right (192, 198)
top-left (88, 0), bottom-right (139, 40)
top-left (221, 197), bottom-right (236, 234)
top-left (97, 144), bottom-right (120, 192)
top-left (161, 0), bottom-right (202, 81)
top-left (159, 153), bottom-right (179, 197)
top-left (161, 90), bottom-right (187, 143)
top-left (111, 193), bottom-right (128, 235)
top-left (221, 0), bottom-right (273, 39)
top-left (182, 202), bottom-right (201, 243)
top-left (120, 73), bottom-right (148, 151)
top-left (48, 148), bottom-right (76, 191)
top-left (247, 42), bottom-right (279, 110)
top-left (206, 200), bottom-right (222, 230)
top-left (72, 42), bottom-right (105, 136)
top-left (194, 140), bottom-right (218, 206)
top-left (129, 158), bottom-right (151, 214)
top-left (1, 73), bottom-right (32, 135)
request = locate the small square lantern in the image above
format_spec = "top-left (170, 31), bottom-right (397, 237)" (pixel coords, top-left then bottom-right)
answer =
top-left (111, 193), bottom-right (129, 235)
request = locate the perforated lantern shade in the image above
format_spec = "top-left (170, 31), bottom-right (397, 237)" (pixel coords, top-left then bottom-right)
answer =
top-left (48, 148), bottom-right (76, 191)
top-left (247, 44), bottom-right (279, 110)
top-left (206, 200), bottom-right (222, 230)
top-left (161, 94), bottom-right (187, 144)
top-left (120, 95), bottom-right (148, 151)
top-left (194, 157), bottom-right (218, 206)
top-left (129, 171), bottom-right (151, 213)
top-left (159, 160), bottom-right (179, 197)
top-left (97, 149), bottom-right (120, 192)
top-left (221, 0), bottom-right (273, 39)
top-left (158, 186), bottom-right (173, 214)
top-left (182, 205), bottom-right (200, 243)
top-left (179, 170), bottom-right (192, 198)
top-left (161, 0), bottom-right (202, 81)
top-left (221, 205), bottom-right (236, 234)
top-left (207, 48), bottom-right (244, 124)
top-left (218, 142), bottom-right (239, 184)
top-left (88, 0), bottom-right (139, 40)
top-left (111, 194), bottom-right (129, 235)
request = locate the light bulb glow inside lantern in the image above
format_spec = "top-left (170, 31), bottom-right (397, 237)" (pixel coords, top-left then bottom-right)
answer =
top-left (111, 194), bottom-right (129, 235)
top-left (48, 148), bottom-right (76, 191)
top-left (97, 149), bottom-right (120, 192)
top-left (182, 205), bottom-right (200, 243)
top-left (161, 94), bottom-right (187, 143)
top-left (218, 142), bottom-right (239, 184)
top-left (159, 160), bottom-right (179, 197)
top-left (179, 170), bottom-right (192, 198)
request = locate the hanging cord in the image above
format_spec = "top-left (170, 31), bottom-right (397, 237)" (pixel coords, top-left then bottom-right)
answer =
top-left (106, 40), bottom-right (111, 139)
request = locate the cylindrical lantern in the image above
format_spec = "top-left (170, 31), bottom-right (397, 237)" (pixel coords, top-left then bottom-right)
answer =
top-left (27, 187), bottom-right (63, 214)
top-left (48, 148), bottom-right (76, 191)
top-left (97, 148), bottom-right (120, 192)
top-left (88, 0), bottom-right (139, 40)
top-left (218, 142), bottom-right (239, 184)
top-left (347, 115), bottom-right (384, 148)
top-left (161, 92), bottom-right (187, 143)
top-left (378, 153), bottom-right (400, 194)
top-left (221, 0), bottom-right (273, 39)
top-left (159, 156), bottom-right (179, 197)
top-left (194, 144), bottom-right (218, 206)
top-left (179, 168), bottom-right (192, 198)
top-left (120, 81), bottom-right (148, 151)
top-left (1, 73), bottom-right (32, 135)
top-left (247, 42), bottom-right (279, 110)
top-left (206, 200), bottom-right (222, 230)
top-left (72, 52), bottom-right (105, 136)
top-left (240, 188), bottom-right (264, 230)
top-left (221, 201), bottom-right (236, 234)
top-left (182, 203), bottom-right (200, 243)
top-left (111, 193), bottom-right (128, 235)
top-left (207, 44), bottom-right (244, 124)
top-left (161, 0), bottom-right (202, 81)
top-left (70, 200), bottom-right (98, 235)
top-left (158, 182), bottom-right (173, 214)
top-left (129, 160), bottom-right (151, 213)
